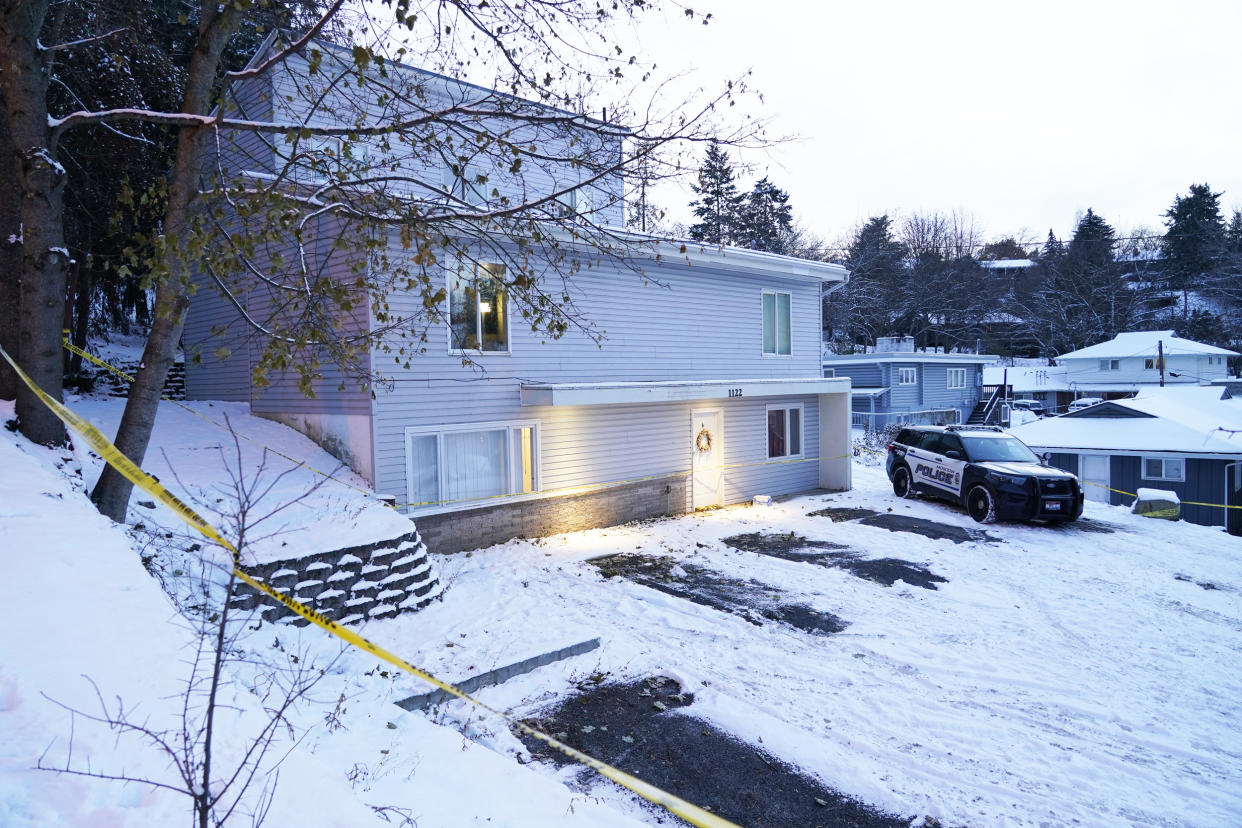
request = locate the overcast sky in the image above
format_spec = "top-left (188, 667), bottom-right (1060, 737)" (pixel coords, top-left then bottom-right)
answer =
top-left (630, 0), bottom-right (1242, 249)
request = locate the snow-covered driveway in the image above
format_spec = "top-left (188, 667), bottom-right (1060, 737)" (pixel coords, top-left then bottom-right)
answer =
top-left (367, 464), bottom-right (1242, 827)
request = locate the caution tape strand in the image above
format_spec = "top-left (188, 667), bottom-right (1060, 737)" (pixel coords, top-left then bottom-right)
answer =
top-left (6, 344), bottom-right (739, 828)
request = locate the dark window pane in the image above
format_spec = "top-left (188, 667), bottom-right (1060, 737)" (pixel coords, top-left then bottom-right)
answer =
top-left (789, 408), bottom-right (801, 455)
top-left (768, 409), bottom-right (786, 457)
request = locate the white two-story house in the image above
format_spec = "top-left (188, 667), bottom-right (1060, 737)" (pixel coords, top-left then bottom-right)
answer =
top-left (183, 37), bottom-right (853, 553)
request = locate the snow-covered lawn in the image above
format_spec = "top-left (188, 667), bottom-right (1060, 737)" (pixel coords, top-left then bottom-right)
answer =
top-left (3, 397), bottom-right (1241, 826)
top-left (375, 463), bottom-right (1242, 826)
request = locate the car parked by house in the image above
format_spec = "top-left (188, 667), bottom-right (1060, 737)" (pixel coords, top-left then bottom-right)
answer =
top-left (886, 425), bottom-right (1084, 523)
top-left (1067, 397), bottom-right (1105, 413)
top-left (1011, 399), bottom-right (1045, 417)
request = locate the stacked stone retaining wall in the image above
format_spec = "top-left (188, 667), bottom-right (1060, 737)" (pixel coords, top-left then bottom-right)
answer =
top-left (228, 529), bottom-right (440, 626)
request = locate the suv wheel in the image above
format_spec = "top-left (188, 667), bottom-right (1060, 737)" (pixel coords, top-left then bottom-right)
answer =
top-left (892, 465), bottom-right (916, 499)
top-left (966, 484), bottom-right (997, 524)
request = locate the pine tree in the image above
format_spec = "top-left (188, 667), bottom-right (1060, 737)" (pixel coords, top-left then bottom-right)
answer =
top-left (1162, 183), bottom-right (1226, 288)
top-left (1068, 208), bottom-right (1117, 271)
top-left (739, 176), bottom-right (793, 253)
top-left (688, 142), bottom-right (744, 245)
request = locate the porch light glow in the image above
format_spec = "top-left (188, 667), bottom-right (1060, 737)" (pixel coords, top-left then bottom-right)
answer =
top-left (479, 300), bottom-right (492, 314)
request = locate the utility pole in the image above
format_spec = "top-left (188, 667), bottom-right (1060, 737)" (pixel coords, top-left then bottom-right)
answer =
top-left (1158, 339), bottom-right (1165, 387)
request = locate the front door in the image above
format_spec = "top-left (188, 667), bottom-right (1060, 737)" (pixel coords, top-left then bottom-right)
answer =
top-left (691, 409), bottom-right (723, 509)
top-left (1080, 453), bottom-right (1110, 503)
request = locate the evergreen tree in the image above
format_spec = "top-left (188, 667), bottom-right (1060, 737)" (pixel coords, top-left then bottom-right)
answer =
top-left (1228, 210), bottom-right (1242, 252)
top-left (1068, 208), bottom-right (1117, 270)
top-left (738, 176), bottom-right (793, 253)
top-left (688, 142), bottom-right (744, 245)
top-left (1162, 183), bottom-right (1226, 288)
top-left (831, 215), bottom-right (908, 346)
top-left (1040, 229), bottom-right (1065, 262)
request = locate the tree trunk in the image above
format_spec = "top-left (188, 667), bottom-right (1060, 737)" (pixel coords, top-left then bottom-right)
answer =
top-left (91, 2), bottom-right (238, 521)
top-left (0, 85), bottom-right (21, 400)
top-left (0, 0), bottom-right (68, 444)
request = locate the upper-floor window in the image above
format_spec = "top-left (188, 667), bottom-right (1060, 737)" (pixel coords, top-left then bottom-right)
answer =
top-left (946, 368), bottom-right (966, 389)
top-left (767, 404), bottom-right (803, 459)
top-left (449, 262), bottom-right (508, 353)
top-left (897, 367), bottom-right (917, 385)
top-left (1142, 456), bottom-right (1184, 482)
top-left (1144, 357), bottom-right (1164, 370)
top-left (761, 291), bottom-right (791, 356)
top-left (443, 160), bottom-right (488, 207)
top-left (1099, 359), bottom-right (1120, 371)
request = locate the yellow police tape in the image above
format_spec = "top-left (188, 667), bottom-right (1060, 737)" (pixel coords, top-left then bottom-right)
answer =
top-left (1079, 478), bottom-right (1242, 511)
top-left (62, 337), bottom-right (379, 501)
top-left (3, 344), bottom-right (739, 828)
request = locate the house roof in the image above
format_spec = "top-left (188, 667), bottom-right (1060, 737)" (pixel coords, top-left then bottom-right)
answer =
top-left (1010, 386), bottom-right (1242, 455)
top-left (823, 353), bottom-right (994, 366)
top-left (1058, 330), bottom-right (1239, 360)
top-left (519, 377), bottom-right (850, 406)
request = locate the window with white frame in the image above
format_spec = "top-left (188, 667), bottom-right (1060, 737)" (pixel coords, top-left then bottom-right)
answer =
top-left (897, 367), bottom-right (917, 385)
top-left (442, 160), bottom-right (488, 207)
top-left (823, 368), bottom-right (835, 378)
top-left (1144, 357), bottom-right (1164, 370)
top-left (449, 261), bottom-right (509, 353)
top-left (761, 291), bottom-right (792, 356)
top-left (1142, 456), bottom-right (1184, 482)
top-left (1099, 359), bottom-right (1120, 371)
top-left (406, 422), bottom-right (539, 509)
top-left (946, 367), bottom-right (966, 389)
top-left (766, 404), bottom-right (803, 459)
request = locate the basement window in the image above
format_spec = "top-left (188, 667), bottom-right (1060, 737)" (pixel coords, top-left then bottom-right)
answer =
top-left (406, 422), bottom-right (539, 511)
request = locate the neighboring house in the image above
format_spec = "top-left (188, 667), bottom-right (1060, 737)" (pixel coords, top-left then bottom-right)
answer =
top-left (183, 38), bottom-right (853, 553)
top-left (1010, 386), bottom-right (1242, 534)
top-left (823, 338), bottom-right (993, 431)
top-left (985, 330), bottom-right (1240, 414)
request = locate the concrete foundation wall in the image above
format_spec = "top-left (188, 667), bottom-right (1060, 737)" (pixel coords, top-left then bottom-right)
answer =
top-left (257, 410), bottom-right (375, 485)
top-left (415, 474), bottom-right (688, 555)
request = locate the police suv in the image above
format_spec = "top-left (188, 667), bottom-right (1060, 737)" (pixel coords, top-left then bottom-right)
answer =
top-left (886, 425), bottom-right (1084, 524)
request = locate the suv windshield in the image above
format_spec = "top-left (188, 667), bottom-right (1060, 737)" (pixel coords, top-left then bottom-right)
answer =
top-left (960, 435), bottom-right (1040, 463)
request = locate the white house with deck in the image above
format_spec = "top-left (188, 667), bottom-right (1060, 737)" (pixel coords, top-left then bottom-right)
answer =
top-left (986, 330), bottom-right (1239, 413)
top-left (182, 38), bottom-right (853, 553)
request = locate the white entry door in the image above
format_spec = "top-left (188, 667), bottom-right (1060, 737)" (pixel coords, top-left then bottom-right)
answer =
top-left (691, 409), bottom-right (723, 509)
top-left (1080, 453), bottom-right (1110, 503)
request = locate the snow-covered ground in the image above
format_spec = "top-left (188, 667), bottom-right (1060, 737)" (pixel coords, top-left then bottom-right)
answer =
top-left (3, 397), bottom-right (1241, 826)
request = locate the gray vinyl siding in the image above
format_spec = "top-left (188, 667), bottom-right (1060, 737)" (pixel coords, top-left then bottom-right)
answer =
top-left (889, 363), bottom-right (921, 409)
top-left (1109, 455), bottom-right (1230, 528)
top-left (183, 284), bottom-right (252, 401)
top-left (828, 364), bottom-right (882, 386)
top-left (371, 254), bottom-right (827, 506)
top-left (248, 213), bottom-right (372, 416)
top-left (264, 52), bottom-right (626, 227)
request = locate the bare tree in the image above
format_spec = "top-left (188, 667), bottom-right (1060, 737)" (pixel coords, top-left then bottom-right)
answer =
top-left (0, 0), bottom-right (762, 518)
top-left (39, 432), bottom-right (343, 827)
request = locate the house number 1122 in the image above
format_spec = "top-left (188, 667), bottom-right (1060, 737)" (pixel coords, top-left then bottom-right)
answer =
top-left (728, 388), bottom-right (743, 397)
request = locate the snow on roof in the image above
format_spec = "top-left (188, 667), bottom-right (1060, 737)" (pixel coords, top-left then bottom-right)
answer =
top-left (979, 259), bottom-right (1036, 269)
top-left (1010, 386), bottom-right (1242, 455)
top-left (983, 365), bottom-right (1068, 391)
top-left (1058, 330), bottom-right (1239, 360)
